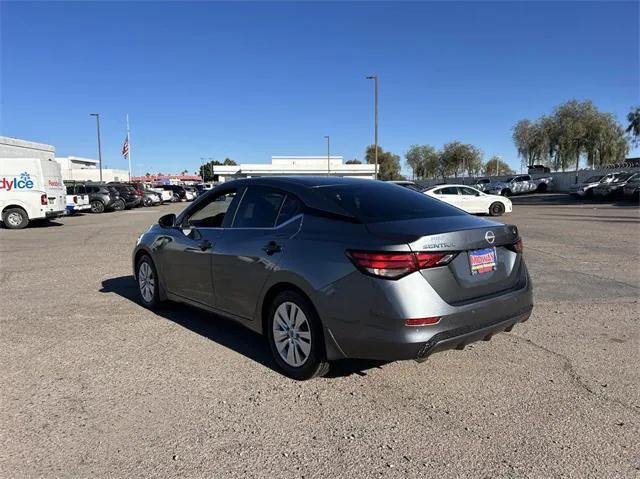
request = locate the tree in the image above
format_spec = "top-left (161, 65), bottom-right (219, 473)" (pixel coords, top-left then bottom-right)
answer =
top-left (438, 142), bottom-right (483, 179)
top-left (223, 158), bottom-right (237, 166)
top-left (627, 106), bottom-right (640, 146)
top-left (145, 172), bottom-right (151, 177)
top-left (365, 145), bottom-right (403, 180)
top-left (483, 157), bottom-right (515, 176)
top-left (181, 169), bottom-right (189, 175)
top-left (345, 159), bottom-right (362, 164)
top-left (405, 145), bottom-right (439, 180)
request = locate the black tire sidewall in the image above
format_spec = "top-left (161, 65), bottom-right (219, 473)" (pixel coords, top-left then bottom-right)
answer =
top-left (489, 202), bottom-right (505, 216)
top-left (136, 255), bottom-right (160, 309)
top-left (2, 208), bottom-right (28, 229)
top-left (90, 200), bottom-right (105, 214)
top-left (266, 291), bottom-right (327, 380)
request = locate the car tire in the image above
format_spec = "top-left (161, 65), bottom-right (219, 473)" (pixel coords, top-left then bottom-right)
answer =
top-left (2, 207), bottom-right (29, 229)
top-left (537, 183), bottom-right (548, 193)
top-left (489, 202), bottom-right (505, 216)
top-left (90, 200), bottom-right (105, 214)
top-left (266, 291), bottom-right (330, 380)
top-left (501, 189), bottom-right (512, 197)
top-left (136, 255), bottom-right (163, 309)
top-left (143, 197), bottom-right (153, 207)
top-left (112, 199), bottom-right (126, 211)
top-left (585, 189), bottom-right (593, 198)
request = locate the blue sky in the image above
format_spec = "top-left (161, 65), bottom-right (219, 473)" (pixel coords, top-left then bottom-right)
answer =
top-left (1, 1), bottom-right (638, 176)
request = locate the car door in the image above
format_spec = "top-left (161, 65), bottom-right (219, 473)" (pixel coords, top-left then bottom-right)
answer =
top-left (159, 187), bottom-right (240, 306)
top-left (433, 186), bottom-right (463, 209)
top-left (211, 186), bottom-right (296, 320)
top-left (458, 186), bottom-right (485, 213)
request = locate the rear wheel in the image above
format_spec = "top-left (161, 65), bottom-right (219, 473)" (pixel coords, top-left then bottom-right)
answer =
top-left (267, 291), bottom-right (329, 380)
top-left (536, 183), bottom-right (548, 193)
top-left (2, 207), bottom-right (29, 229)
top-left (90, 200), bottom-right (105, 214)
top-left (489, 201), bottom-right (505, 216)
top-left (136, 255), bottom-right (163, 309)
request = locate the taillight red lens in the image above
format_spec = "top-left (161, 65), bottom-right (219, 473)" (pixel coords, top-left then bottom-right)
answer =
top-left (348, 250), bottom-right (455, 279)
top-left (40, 194), bottom-right (48, 205)
top-left (405, 317), bottom-right (441, 327)
top-left (73, 195), bottom-right (78, 204)
top-left (513, 239), bottom-right (523, 254)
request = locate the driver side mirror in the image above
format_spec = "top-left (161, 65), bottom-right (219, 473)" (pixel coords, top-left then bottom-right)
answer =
top-left (158, 213), bottom-right (176, 228)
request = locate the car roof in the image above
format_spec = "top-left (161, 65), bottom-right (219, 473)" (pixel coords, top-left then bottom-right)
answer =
top-left (428, 184), bottom-right (477, 189)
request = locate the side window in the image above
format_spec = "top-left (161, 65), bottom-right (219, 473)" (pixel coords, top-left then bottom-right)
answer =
top-left (233, 186), bottom-right (285, 228)
top-left (66, 186), bottom-right (74, 195)
top-left (440, 187), bottom-right (459, 195)
top-left (460, 187), bottom-right (478, 195)
top-left (77, 185), bottom-right (87, 194)
top-left (86, 186), bottom-right (96, 193)
top-left (187, 189), bottom-right (238, 228)
top-left (276, 195), bottom-right (303, 226)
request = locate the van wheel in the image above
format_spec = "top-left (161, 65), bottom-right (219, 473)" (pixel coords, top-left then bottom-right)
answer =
top-left (2, 207), bottom-right (29, 229)
top-left (266, 291), bottom-right (330, 380)
top-left (90, 200), bottom-right (105, 214)
top-left (489, 202), bottom-right (505, 216)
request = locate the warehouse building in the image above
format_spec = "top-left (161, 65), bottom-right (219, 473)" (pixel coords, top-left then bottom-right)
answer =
top-left (0, 136), bottom-right (56, 161)
top-left (55, 156), bottom-right (129, 182)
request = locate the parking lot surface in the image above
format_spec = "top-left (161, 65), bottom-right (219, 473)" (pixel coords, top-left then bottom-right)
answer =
top-left (1, 198), bottom-right (639, 478)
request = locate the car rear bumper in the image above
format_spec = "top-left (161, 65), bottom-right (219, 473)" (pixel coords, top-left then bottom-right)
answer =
top-left (324, 276), bottom-right (533, 362)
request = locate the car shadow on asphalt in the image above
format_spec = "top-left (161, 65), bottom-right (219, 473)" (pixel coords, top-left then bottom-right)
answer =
top-left (510, 193), bottom-right (639, 207)
top-left (100, 275), bottom-right (388, 380)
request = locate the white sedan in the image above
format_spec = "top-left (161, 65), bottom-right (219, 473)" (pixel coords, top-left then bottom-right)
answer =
top-left (424, 184), bottom-right (512, 216)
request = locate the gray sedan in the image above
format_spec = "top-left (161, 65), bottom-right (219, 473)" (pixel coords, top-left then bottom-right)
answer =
top-left (133, 177), bottom-right (533, 380)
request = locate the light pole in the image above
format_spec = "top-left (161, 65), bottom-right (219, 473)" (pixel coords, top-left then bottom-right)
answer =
top-left (366, 75), bottom-right (378, 179)
top-left (89, 113), bottom-right (103, 182)
top-left (324, 135), bottom-right (330, 176)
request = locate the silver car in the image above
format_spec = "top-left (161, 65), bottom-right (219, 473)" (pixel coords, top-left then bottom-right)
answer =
top-left (132, 177), bottom-right (533, 380)
top-left (569, 173), bottom-right (619, 198)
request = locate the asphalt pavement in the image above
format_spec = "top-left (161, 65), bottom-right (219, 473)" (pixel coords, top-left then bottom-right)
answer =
top-left (1, 197), bottom-right (638, 478)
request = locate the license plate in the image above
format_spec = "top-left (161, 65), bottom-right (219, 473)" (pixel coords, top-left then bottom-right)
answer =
top-left (469, 247), bottom-right (497, 275)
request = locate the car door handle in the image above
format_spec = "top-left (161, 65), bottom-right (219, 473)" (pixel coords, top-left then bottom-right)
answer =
top-left (199, 239), bottom-right (212, 251)
top-left (263, 241), bottom-right (282, 255)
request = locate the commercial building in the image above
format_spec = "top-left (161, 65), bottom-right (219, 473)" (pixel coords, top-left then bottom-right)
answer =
top-left (212, 156), bottom-right (376, 183)
top-left (0, 136), bottom-right (56, 161)
top-left (55, 156), bottom-right (129, 182)
top-left (130, 174), bottom-right (202, 185)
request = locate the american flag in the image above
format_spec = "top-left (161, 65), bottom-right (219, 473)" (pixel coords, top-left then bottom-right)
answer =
top-left (122, 135), bottom-right (129, 159)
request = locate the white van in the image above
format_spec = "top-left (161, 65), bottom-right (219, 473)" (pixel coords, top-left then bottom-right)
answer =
top-left (0, 158), bottom-right (66, 229)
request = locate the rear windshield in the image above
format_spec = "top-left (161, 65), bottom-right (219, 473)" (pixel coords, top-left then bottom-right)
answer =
top-left (317, 183), bottom-right (465, 223)
top-left (613, 173), bottom-right (635, 182)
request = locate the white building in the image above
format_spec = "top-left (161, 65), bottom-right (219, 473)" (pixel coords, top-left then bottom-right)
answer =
top-left (213, 156), bottom-right (375, 183)
top-left (55, 156), bottom-right (130, 182)
top-left (0, 136), bottom-right (56, 161)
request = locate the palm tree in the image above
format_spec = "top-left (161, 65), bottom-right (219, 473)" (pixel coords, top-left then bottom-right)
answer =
top-left (626, 106), bottom-right (640, 146)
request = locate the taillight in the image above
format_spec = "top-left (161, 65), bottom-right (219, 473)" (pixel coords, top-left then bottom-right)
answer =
top-left (348, 250), bottom-right (455, 279)
top-left (40, 194), bottom-right (48, 205)
top-left (508, 238), bottom-right (524, 254)
top-left (405, 317), bottom-right (441, 327)
top-left (73, 195), bottom-right (78, 204)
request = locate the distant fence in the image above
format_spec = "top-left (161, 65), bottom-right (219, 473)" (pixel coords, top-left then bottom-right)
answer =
top-left (416, 166), bottom-right (640, 193)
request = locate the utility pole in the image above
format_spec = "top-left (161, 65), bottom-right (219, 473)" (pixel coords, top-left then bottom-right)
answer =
top-left (324, 135), bottom-right (330, 176)
top-left (89, 113), bottom-right (103, 182)
top-left (366, 75), bottom-right (378, 179)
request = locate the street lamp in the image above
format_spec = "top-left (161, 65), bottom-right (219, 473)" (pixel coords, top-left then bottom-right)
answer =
top-left (366, 75), bottom-right (378, 180)
top-left (89, 113), bottom-right (103, 182)
top-left (324, 135), bottom-right (330, 176)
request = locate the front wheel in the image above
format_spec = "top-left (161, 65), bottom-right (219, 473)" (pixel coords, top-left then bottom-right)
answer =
top-left (267, 291), bottom-right (329, 380)
top-left (112, 199), bottom-right (126, 211)
top-left (2, 207), bottom-right (29, 229)
top-left (489, 201), bottom-right (505, 216)
top-left (143, 197), bottom-right (153, 207)
top-left (90, 200), bottom-right (105, 214)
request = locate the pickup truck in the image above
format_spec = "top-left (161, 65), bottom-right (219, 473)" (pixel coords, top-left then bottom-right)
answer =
top-left (486, 174), bottom-right (552, 196)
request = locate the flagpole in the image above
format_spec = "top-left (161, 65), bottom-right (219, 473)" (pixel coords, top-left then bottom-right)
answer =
top-left (126, 114), bottom-right (132, 180)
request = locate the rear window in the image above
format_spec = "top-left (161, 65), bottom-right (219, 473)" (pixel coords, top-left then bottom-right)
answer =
top-left (317, 183), bottom-right (465, 223)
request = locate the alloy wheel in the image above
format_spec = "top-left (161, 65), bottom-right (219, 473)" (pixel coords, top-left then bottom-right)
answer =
top-left (6, 211), bottom-right (24, 227)
top-left (138, 261), bottom-right (155, 303)
top-left (272, 301), bottom-right (312, 368)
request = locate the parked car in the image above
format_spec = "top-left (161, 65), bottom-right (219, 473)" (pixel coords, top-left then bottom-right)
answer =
top-left (472, 178), bottom-right (492, 192)
top-left (158, 184), bottom-right (189, 202)
top-left (424, 184), bottom-right (512, 216)
top-left (184, 186), bottom-right (199, 200)
top-left (65, 184), bottom-right (91, 214)
top-left (141, 190), bottom-right (161, 207)
top-left (568, 173), bottom-right (620, 198)
top-left (593, 172), bottom-right (639, 198)
top-left (486, 174), bottom-right (552, 196)
top-left (387, 180), bottom-right (424, 192)
top-left (85, 184), bottom-right (123, 213)
top-left (146, 186), bottom-right (173, 203)
top-left (133, 177), bottom-right (532, 380)
top-left (0, 157), bottom-right (66, 229)
top-left (195, 183), bottom-right (214, 195)
top-left (109, 183), bottom-right (143, 209)
top-left (622, 177), bottom-right (640, 201)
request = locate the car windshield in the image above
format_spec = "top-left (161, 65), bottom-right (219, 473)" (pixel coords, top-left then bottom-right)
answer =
top-left (585, 176), bottom-right (603, 182)
top-left (317, 183), bottom-right (465, 223)
top-left (613, 173), bottom-right (635, 183)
